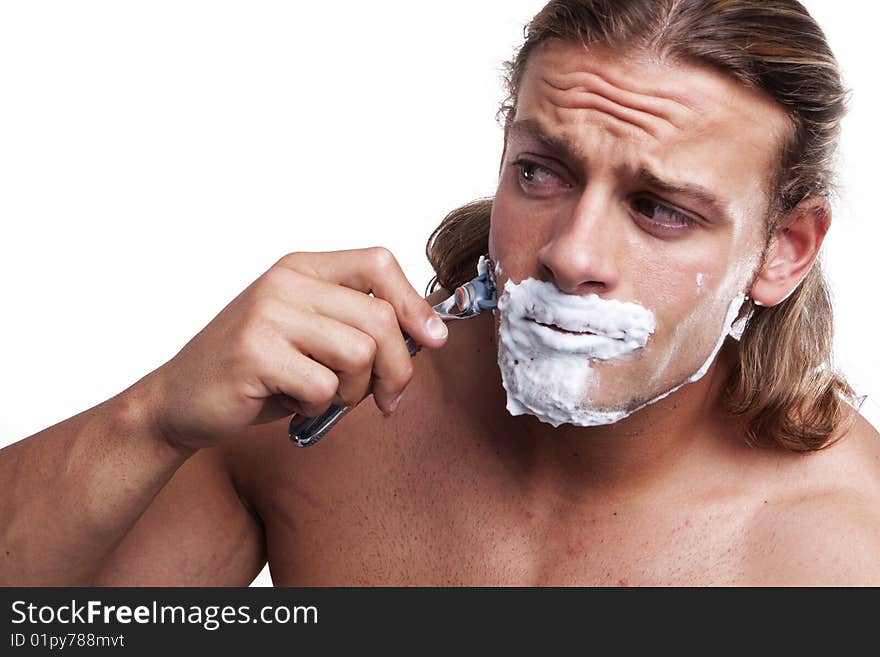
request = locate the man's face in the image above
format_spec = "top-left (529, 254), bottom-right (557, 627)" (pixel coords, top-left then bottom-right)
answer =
top-left (488, 41), bottom-right (791, 420)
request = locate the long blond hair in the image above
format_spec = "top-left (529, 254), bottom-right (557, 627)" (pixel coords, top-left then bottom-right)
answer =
top-left (426, 0), bottom-right (856, 451)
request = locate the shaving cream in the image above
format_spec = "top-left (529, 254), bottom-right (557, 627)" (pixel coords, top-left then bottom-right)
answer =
top-left (496, 278), bottom-right (655, 427)
top-left (496, 275), bottom-right (745, 428)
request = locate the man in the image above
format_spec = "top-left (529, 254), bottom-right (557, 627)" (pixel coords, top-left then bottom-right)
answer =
top-left (2, 0), bottom-right (879, 586)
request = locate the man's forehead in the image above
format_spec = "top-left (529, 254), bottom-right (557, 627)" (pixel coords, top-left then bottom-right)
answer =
top-left (516, 40), bottom-right (790, 150)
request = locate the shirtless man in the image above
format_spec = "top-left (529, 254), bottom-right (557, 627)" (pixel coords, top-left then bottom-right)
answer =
top-left (3, 0), bottom-right (879, 586)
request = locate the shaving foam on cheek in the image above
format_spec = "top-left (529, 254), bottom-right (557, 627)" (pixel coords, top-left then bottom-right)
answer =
top-left (496, 278), bottom-right (656, 428)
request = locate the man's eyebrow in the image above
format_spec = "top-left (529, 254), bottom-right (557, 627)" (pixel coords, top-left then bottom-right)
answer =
top-left (507, 119), bottom-right (584, 160)
top-left (507, 118), bottom-right (730, 221)
top-left (635, 168), bottom-right (730, 221)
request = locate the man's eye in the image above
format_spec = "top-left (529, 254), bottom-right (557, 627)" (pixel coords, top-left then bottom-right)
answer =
top-left (511, 159), bottom-right (568, 191)
top-left (632, 197), bottom-right (695, 231)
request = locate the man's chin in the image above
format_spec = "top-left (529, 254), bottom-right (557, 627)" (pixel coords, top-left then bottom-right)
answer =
top-left (504, 382), bottom-right (641, 429)
top-left (505, 370), bottom-right (705, 430)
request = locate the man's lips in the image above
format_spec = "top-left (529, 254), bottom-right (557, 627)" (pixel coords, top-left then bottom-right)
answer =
top-left (529, 318), bottom-right (615, 338)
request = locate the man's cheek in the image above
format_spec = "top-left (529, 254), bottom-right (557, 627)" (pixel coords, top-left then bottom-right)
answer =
top-left (646, 293), bottom-right (720, 380)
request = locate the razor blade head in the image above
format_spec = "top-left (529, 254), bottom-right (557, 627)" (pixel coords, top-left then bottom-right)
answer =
top-left (431, 254), bottom-right (498, 320)
top-left (454, 255), bottom-right (498, 314)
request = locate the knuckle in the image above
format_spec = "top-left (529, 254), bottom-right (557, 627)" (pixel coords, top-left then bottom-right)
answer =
top-left (305, 370), bottom-right (339, 404)
top-left (388, 359), bottom-right (414, 389)
top-left (278, 251), bottom-right (306, 269)
top-left (250, 295), bottom-right (281, 321)
top-left (405, 296), bottom-right (432, 323)
top-left (261, 266), bottom-right (285, 288)
top-left (260, 264), bottom-right (299, 293)
top-left (348, 335), bottom-right (378, 369)
top-left (370, 297), bottom-right (399, 328)
top-left (368, 246), bottom-right (397, 272)
top-left (400, 359), bottom-right (415, 383)
top-left (232, 333), bottom-right (265, 367)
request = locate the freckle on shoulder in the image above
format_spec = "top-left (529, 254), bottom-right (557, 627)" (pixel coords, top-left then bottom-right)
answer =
top-left (741, 412), bottom-right (880, 584)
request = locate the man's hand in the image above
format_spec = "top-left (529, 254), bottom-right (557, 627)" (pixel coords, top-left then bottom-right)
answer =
top-left (146, 247), bottom-right (449, 452)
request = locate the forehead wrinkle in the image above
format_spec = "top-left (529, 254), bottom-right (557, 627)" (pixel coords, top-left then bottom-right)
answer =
top-left (540, 76), bottom-right (666, 141)
top-left (546, 70), bottom-right (697, 132)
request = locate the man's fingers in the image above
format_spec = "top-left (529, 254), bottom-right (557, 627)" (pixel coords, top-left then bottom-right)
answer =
top-left (150, 246), bottom-right (448, 450)
top-left (279, 311), bottom-right (377, 410)
top-left (276, 247), bottom-right (448, 350)
top-left (260, 350), bottom-right (340, 419)
top-left (291, 281), bottom-right (420, 412)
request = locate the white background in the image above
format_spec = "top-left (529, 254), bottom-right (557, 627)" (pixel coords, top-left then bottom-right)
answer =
top-left (1, 2), bottom-right (876, 587)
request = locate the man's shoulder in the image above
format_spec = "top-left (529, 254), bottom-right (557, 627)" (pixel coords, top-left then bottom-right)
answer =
top-left (746, 490), bottom-right (880, 585)
top-left (742, 412), bottom-right (880, 585)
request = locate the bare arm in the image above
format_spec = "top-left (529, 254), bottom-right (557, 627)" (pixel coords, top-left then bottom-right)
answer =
top-left (0, 379), bottom-right (193, 585)
top-left (0, 248), bottom-right (445, 585)
top-left (94, 443), bottom-right (266, 586)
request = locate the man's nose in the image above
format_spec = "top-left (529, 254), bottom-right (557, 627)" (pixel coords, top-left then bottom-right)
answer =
top-left (536, 191), bottom-right (621, 295)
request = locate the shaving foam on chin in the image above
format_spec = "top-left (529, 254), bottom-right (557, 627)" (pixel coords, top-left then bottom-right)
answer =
top-left (496, 276), bottom-right (745, 429)
top-left (496, 277), bottom-right (656, 427)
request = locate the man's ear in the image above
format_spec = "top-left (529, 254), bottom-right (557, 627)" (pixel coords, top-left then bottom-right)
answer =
top-left (749, 196), bottom-right (831, 306)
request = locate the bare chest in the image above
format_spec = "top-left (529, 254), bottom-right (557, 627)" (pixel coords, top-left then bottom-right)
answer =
top-left (253, 433), bottom-right (755, 586)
